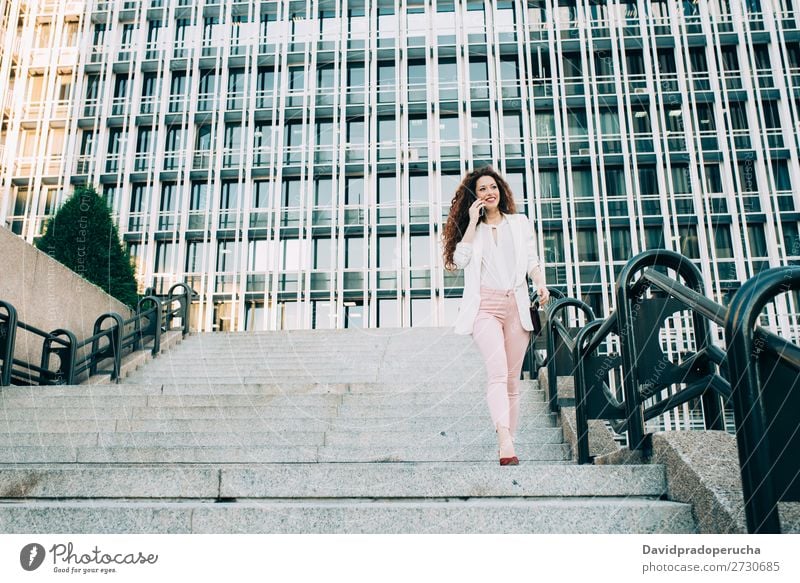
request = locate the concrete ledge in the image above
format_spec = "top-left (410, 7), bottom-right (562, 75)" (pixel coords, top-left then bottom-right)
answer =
top-left (537, 367), bottom-right (578, 406)
top-left (779, 503), bottom-right (800, 533)
top-left (555, 376), bottom-right (575, 406)
top-left (650, 431), bottom-right (746, 534)
top-left (559, 406), bottom-right (621, 462)
top-left (594, 448), bottom-right (646, 465)
top-left (535, 369), bottom-right (620, 462)
top-left (0, 226), bottom-right (132, 369)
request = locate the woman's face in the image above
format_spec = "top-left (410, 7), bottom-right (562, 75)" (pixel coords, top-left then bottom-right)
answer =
top-left (475, 175), bottom-right (501, 212)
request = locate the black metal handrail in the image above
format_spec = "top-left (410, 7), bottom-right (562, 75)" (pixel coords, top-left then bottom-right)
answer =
top-left (0, 301), bottom-right (78, 386)
top-left (544, 297), bottom-right (595, 414)
top-left (0, 301), bottom-right (17, 386)
top-left (85, 313), bottom-right (124, 380)
top-left (0, 284), bottom-right (194, 387)
top-left (725, 266), bottom-right (800, 534)
top-left (40, 328), bottom-right (78, 385)
top-left (550, 250), bottom-right (800, 532)
top-left (567, 250), bottom-right (729, 465)
top-left (166, 283), bottom-right (193, 336)
top-left (524, 286), bottom-right (564, 377)
top-left (615, 250), bottom-right (726, 449)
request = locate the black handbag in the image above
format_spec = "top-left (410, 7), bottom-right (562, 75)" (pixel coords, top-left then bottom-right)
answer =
top-left (530, 298), bottom-right (543, 336)
top-left (527, 277), bottom-right (547, 336)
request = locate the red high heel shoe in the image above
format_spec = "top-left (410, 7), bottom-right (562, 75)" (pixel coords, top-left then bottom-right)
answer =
top-left (496, 425), bottom-right (519, 466)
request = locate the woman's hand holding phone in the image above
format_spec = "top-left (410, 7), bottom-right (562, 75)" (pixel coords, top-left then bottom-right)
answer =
top-left (468, 198), bottom-right (485, 225)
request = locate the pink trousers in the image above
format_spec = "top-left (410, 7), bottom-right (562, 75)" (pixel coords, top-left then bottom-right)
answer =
top-left (471, 287), bottom-right (531, 436)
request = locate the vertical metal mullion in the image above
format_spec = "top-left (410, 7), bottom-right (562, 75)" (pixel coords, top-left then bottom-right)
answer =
top-left (582, 1), bottom-right (612, 314)
top-left (643, 2), bottom-right (671, 257)
top-left (761, 3), bottom-right (800, 276)
top-left (547, 0), bottom-right (573, 298)
top-left (737, 2), bottom-right (774, 285)
top-left (758, 4), bottom-right (797, 335)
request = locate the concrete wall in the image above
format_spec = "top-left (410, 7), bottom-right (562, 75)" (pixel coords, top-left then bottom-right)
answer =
top-left (0, 226), bottom-right (132, 378)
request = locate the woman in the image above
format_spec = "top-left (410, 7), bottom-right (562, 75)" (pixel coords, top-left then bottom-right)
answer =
top-left (442, 166), bottom-right (549, 466)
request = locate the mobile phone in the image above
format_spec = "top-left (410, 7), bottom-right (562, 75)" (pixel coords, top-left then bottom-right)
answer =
top-left (472, 192), bottom-right (485, 218)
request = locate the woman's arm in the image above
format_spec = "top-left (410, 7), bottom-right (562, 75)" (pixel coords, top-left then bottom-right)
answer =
top-left (453, 241), bottom-right (474, 270)
top-left (451, 200), bottom-right (484, 269)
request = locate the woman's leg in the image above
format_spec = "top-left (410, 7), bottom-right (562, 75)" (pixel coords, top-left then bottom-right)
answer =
top-left (472, 307), bottom-right (512, 430)
top-left (503, 298), bottom-right (531, 439)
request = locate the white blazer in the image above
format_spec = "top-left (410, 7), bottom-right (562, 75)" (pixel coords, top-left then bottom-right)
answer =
top-left (451, 213), bottom-right (542, 336)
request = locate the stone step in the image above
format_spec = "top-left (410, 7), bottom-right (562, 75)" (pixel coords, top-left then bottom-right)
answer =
top-left (0, 381), bottom-right (541, 398)
top-left (178, 330), bottom-right (470, 340)
top-left (133, 365), bottom-right (481, 375)
top-left (318, 428), bottom-right (563, 446)
top-left (0, 402), bottom-right (549, 422)
top-left (3, 415), bottom-right (558, 446)
top-left (0, 405), bottom-right (552, 426)
top-left (0, 425), bottom-right (562, 445)
top-left (126, 377), bottom-right (496, 387)
top-left (166, 350), bottom-right (475, 357)
top-left (0, 444), bottom-right (572, 463)
top-left (147, 350), bottom-right (478, 361)
top-left (0, 499), bottom-right (697, 534)
top-left (0, 390), bottom-right (546, 410)
top-left (4, 380), bottom-right (539, 396)
top-left (0, 327), bottom-right (697, 536)
top-left (188, 344), bottom-right (471, 351)
top-left (214, 425), bottom-right (554, 444)
top-left (333, 405), bottom-right (553, 420)
top-left (144, 356), bottom-right (478, 365)
top-left (2, 425), bottom-right (563, 450)
top-left (0, 463), bottom-right (667, 499)
top-left (161, 348), bottom-right (475, 356)
top-left (0, 413), bottom-right (555, 435)
top-left (144, 348), bottom-right (480, 356)
top-left (0, 405), bottom-right (555, 425)
top-left (178, 340), bottom-right (473, 348)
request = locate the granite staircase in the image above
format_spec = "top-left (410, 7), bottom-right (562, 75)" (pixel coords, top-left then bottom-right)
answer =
top-left (0, 328), bottom-right (696, 533)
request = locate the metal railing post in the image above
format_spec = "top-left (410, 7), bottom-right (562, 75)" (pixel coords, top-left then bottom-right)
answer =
top-left (137, 296), bottom-right (162, 356)
top-left (0, 301), bottom-right (18, 387)
top-left (91, 313), bottom-right (124, 381)
top-left (545, 297), bottom-right (595, 414)
top-left (42, 329), bottom-right (77, 385)
top-left (725, 266), bottom-right (800, 534)
top-left (616, 249), bottom-right (712, 451)
top-left (573, 319), bottom-right (604, 464)
top-left (545, 315), bottom-right (559, 413)
top-left (167, 283), bottom-right (194, 336)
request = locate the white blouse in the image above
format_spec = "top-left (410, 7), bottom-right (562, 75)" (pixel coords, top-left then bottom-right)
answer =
top-left (479, 216), bottom-right (516, 291)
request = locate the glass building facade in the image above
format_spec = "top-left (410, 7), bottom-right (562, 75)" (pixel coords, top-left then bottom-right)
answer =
top-left (0, 0), bottom-right (83, 240)
top-left (2, 0), bottom-right (800, 335)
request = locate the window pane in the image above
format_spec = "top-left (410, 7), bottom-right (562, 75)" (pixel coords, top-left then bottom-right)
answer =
top-left (410, 234), bottom-right (431, 266)
top-left (577, 229), bottom-right (599, 261)
top-left (345, 237), bottom-right (364, 268)
top-left (378, 236), bottom-right (398, 268)
top-left (409, 175), bottom-right (428, 204)
top-left (714, 225), bottom-right (734, 258)
top-left (378, 175), bottom-right (397, 204)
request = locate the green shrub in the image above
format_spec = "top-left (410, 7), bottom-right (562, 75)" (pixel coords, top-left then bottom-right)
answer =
top-left (36, 186), bottom-right (139, 308)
